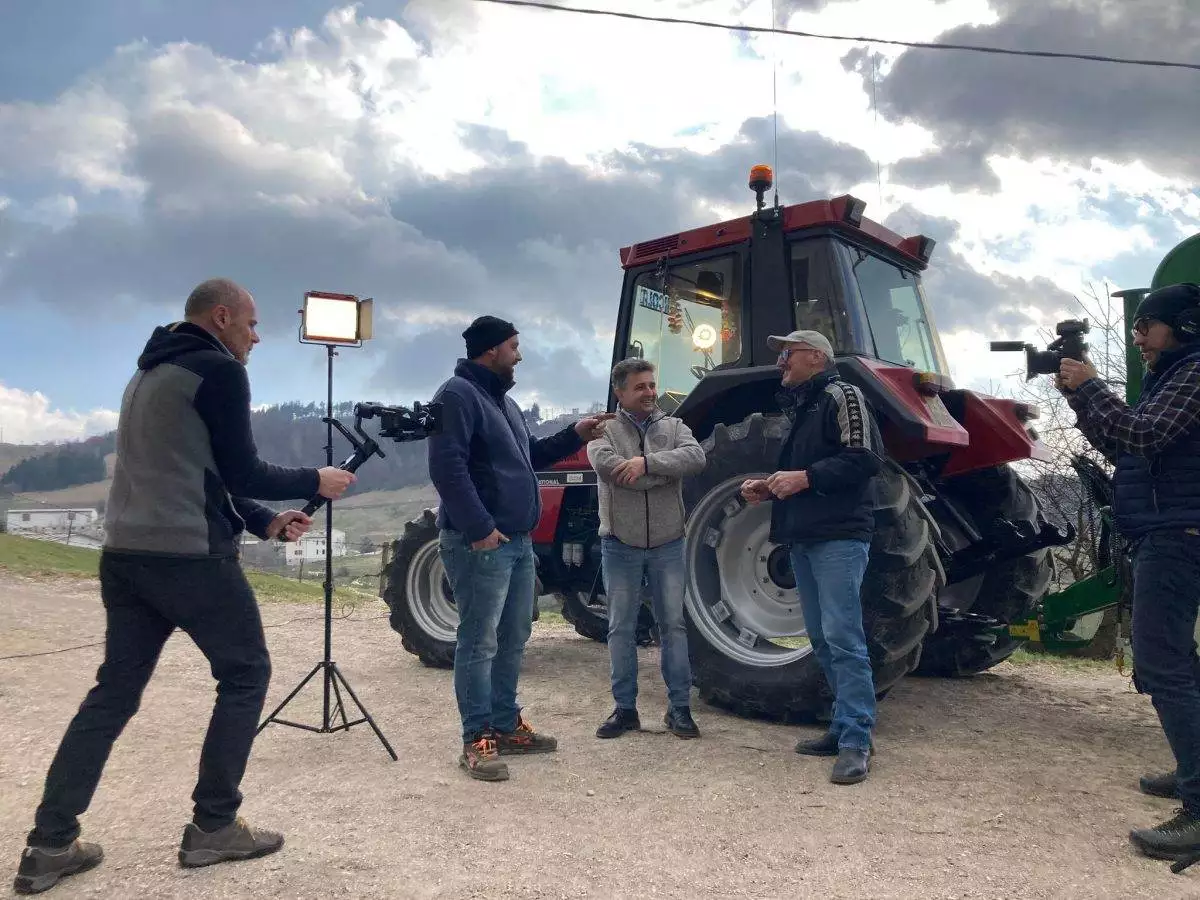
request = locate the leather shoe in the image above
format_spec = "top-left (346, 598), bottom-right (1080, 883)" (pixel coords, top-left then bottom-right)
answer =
top-left (596, 707), bottom-right (640, 739)
top-left (830, 747), bottom-right (871, 785)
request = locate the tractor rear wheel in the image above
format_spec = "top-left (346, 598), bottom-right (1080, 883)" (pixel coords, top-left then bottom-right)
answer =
top-left (681, 413), bottom-right (939, 723)
top-left (383, 509), bottom-right (457, 668)
top-left (914, 465), bottom-right (1054, 677)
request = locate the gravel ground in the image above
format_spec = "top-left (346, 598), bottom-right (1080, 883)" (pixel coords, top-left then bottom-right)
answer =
top-left (1, 571), bottom-right (1195, 899)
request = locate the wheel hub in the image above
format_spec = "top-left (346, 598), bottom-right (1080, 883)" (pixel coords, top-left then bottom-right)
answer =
top-left (404, 538), bottom-right (458, 644)
top-left (685, 475), bottom-right (813, 667)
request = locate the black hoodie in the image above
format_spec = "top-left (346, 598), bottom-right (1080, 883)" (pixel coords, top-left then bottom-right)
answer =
top-left (103, 322), bottom-right (320, 558)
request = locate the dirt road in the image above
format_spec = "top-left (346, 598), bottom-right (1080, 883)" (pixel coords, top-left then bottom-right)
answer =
top-left (0, 572), bottom-right (1193, 898)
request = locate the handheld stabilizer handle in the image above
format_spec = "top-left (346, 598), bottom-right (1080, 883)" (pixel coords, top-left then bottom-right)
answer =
top-left (276, 416), bottom-right (386, 541)
top-left (274, 400), bottom-right (442, 542)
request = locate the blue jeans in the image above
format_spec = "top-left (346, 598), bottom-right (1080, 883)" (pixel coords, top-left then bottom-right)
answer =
top-left (601, 536), bottom-right (693, 710)
top-left (1131, 529), bottom-right (1200, 815)
top-left (789, 539), bottom-right (875, 751)
top-left (439, 530), bottom-right (536, 744)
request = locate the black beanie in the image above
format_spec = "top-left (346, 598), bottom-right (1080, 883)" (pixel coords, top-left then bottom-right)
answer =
top-left (463, 315), bottom-right (518, 358)
top-left (1135, 283), bottom-right (1200, 326)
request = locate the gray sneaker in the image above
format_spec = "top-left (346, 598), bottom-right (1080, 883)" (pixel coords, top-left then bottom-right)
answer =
top-left (13, 840), bottom-right (103, 895)
top-left (178, 817), bottom-right (284, 868)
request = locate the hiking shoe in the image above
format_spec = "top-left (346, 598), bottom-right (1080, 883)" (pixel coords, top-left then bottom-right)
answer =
top-left (494, 715), bottom-right (558, 755)
top-left (1140, 771), bottom-right (1180, 799)
top-left (596, 707), bottom-right (640, 739)
top-left (13, 840), bottom-right (103, 895)
top-left (830, 747), bottom-right (871, 785)
top-left (460, 734), bottom-right (510, 781)
top-left (664, 707), bottom-right (700, 739)
top-left (1130, 808), bottom-right (1200, 860)
top-left (178, 817), bottom-right (284, 868)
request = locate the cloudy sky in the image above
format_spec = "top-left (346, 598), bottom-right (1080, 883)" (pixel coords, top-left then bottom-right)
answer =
top-left (2, 0), bottom-right (1198, 443)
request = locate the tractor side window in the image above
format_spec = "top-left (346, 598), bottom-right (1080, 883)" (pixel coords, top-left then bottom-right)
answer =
top-left (852, 252), bottom-right (943, 373)
top-left (625, 253), bottom-right (743, 412)
top-left (790, 239), bottom-right (850, 353)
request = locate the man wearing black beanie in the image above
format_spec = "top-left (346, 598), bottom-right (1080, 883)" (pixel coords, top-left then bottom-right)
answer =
top-left (1057, 282), bottom-right (1200, 863)
top-left (426, 315), bottom-right (612, 781)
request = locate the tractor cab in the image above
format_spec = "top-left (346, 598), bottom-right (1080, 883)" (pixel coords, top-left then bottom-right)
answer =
top-left (612, 166), bottom-right (949, 438)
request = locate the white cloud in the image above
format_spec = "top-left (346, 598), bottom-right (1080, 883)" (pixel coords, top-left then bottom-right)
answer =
top-left (0, 384), bottom-right (118, 444)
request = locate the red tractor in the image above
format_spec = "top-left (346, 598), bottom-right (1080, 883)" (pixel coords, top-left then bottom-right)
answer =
top-left (383, 165), bottom-right (1071, 723)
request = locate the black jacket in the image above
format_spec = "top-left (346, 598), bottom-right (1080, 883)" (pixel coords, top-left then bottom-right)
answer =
top-left (768, 367), bottom-right (882, 545)
top-left (427, 360), bottom-right (583, 542)
top-left (104, 322), bottom-right (320, 557)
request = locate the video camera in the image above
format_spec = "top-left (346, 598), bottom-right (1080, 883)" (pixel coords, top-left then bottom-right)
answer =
top-left (990, 319), bottom-right (1090, 380)
top-left (289, 400), bottom-right (442, 523)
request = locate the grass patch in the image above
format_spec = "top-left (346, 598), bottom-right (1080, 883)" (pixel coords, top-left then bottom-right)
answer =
top-left (0, 534), bottom-right (375, 607)
top-left (1006, 646), bottom-right (1121, 674)
top-left (0, 533), bottom-right (100, 578)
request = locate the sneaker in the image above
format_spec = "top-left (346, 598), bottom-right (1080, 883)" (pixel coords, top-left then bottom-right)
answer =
top-left (460, 734), bottom-right (510, 781)
top-left (178, 817), bottom-right (284, 868)
top-left (830, 747), bottom-right (871, 785)
top-left (596, 707), bottom-right (640, 739)
top-left (1140, 771), bottom-right (1180, 799)
top-left (1130, 808), bottom-right (1200, 860)
top-left (493, 715), bottom-right (558, 755)
top-left (664, 707), bottom-right (700, 739)
top-left (13, 840), bottom-right (103, 895)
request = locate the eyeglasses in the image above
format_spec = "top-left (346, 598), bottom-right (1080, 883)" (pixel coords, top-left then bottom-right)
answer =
top-left (777, 347), bottom-right (819, 363)
top-left (1132, 318), bottom-right (1155, 337)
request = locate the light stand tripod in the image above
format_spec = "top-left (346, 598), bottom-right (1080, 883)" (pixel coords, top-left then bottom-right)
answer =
top-left (256, 292), bottom-right (396, 760)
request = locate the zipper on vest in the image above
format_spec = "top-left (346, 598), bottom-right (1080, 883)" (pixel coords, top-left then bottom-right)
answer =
top-left (640, 425), bottom-right (650, 547)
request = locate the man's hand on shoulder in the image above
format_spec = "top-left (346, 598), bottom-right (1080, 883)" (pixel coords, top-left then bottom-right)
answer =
top-left (766, 470), bottom-right (810, 499)
top-left (472, 528), bottom-right (509, 551)
top-left (612, 456), bottom-right (647, 486)
top-left (575, 413), bottom-right (615, 441)
top-left (317, 466), bottom-right (356, 499)
top-left (266, 510), bottom-right (312, 542)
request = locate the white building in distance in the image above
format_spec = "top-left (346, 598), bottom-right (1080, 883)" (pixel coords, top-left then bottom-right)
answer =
top-left (6, 508), bottom-right (100, 534)
top-left (284, 528), bottom-right (346, 566)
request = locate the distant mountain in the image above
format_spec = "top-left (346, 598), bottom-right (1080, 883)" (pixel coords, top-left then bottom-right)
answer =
top-left (0, 434), bottom-right (115, 492)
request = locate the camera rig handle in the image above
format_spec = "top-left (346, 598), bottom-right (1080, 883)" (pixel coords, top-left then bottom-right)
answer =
top-left (275, 413), bottom-right (387, 541)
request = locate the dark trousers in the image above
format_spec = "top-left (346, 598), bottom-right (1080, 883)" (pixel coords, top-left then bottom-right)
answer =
top-left (1131, 529), bottom-right (1200, 815)
top-left (28, 552), bottom-right (271, 848)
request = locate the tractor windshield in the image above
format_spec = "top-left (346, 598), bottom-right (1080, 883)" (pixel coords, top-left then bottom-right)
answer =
top-left (625, 253), bottom-right (744, 412)
top-left (850, 250), bottom-right (948, 374)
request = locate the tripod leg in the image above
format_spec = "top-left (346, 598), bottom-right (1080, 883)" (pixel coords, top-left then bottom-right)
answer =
top-left (257, 662), bottom-right (323, 734)
top-left (327, 664), bottom-right (352, 732)
top-left (330, 663), bottom-right (398, 761)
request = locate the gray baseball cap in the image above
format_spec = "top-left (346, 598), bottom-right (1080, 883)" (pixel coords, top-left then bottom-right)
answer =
top-left (766, 329), bottom-right (834, 357)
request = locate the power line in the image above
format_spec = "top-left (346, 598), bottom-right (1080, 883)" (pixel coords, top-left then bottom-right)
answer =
top-left (472, 0), bottom-right (1200, 73)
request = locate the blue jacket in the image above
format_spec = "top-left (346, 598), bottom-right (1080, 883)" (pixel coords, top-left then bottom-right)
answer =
top-left (1069, 343), bottom-right (1200, 539)
top-left (768, 367), bottom-right (882, 545)
top-left (427, 359), bottom-right (583, 543)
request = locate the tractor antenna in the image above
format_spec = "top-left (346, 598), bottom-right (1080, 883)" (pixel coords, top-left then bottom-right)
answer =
top-left (870, 45), bottom-right (883, 213)
top-left (771, 0), bottom-right (780, 208)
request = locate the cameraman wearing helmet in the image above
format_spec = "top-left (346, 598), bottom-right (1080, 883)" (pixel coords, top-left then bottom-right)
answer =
top-left (1057, 283), bottom-right (1200, 863)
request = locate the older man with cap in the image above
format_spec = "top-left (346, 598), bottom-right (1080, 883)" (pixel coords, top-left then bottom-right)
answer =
top-left (740, 329), bottom-right (883, 785)
top-left (427, 315), bottom-right (612, 782)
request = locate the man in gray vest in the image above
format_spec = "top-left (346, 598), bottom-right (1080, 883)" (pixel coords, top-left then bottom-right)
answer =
top-left (14, 278), bottom-right (355, 895)
top-left (588, 359), bottom-right (706, 739)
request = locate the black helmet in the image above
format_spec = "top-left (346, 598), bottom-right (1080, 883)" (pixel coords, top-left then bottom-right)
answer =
top-left (1134, 283), bottom-right (1200, 339)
